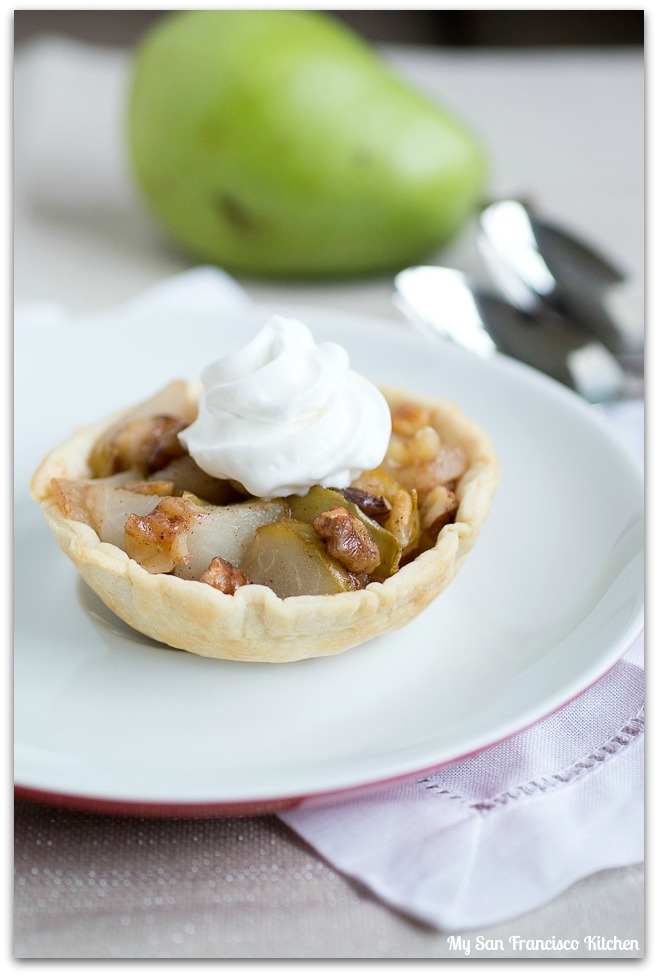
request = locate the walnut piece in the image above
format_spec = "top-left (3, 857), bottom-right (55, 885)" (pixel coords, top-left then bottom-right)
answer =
top-left (199, 556), bottom-right (250, 594)
top-left (391, 402), bottom-right (431, 436)
top-left (124, 496), bottom-right (201, 574)
top-left (386, 447), bottom-right (467, 497)
top-left (312, 506), bottom-right (381, 575)
top-left (89, 414), bottom-right (188, 478)
top-left (387, 426), bottom-right (442, 465)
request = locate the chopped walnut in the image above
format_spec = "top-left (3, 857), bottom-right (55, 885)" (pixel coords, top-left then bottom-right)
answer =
top-left (312, 506), bottom-right (381, 574)
top-left (391, 402), bottom-right (431, 436)
top-left (89, 414), bottom-right (188, 478)
top-left (141, 416), bottom-right (189, 474)
top-left (387, 426), bottom-right (442, 465)
top-left (124, 496), bottom-right (201, 574)
top-left (386, 447), bottom-right (468, 498)
top-left (337, 486), bottom-right (392, 524)
top-left (199, 556), bottom-right (250, 594)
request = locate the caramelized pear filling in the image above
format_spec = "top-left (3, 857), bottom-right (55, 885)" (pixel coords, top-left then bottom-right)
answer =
top-left (50, 395), bottom-right (466, 597)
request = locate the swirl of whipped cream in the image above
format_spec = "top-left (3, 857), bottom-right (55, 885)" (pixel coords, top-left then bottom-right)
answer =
top-left (179, 316), bottom-right (392, 497)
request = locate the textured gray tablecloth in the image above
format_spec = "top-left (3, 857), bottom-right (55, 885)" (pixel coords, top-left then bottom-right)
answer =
top-left (14, 801), bottom-right (643, 959)
top-left (14, 40), bottom-right (644, 958)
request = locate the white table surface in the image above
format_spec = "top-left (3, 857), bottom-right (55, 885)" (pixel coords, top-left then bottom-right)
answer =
top-left (13, 42), bottom-right (644, 959)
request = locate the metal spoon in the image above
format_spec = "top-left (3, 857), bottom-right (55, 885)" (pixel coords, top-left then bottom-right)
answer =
top-left (394, 265), bottom-right (641, 404)
top-left (478, 198), bottom-right (644, 367)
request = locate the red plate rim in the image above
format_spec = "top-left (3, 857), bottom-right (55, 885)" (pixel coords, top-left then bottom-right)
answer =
top-left (15, 644), bottom-right (637, 820)
top-left (12, 747), bottom-right (488, 819)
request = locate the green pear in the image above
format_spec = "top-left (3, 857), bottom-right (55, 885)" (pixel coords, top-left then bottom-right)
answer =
top-left (127, 10), bottom-right (487, 277)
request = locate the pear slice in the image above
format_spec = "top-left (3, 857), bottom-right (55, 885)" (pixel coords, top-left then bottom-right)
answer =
top-left (151, 454), bottom-right (241, 505)
top-left (289, 485), bottom-right (400, 581)
top-left (63, 480), bottom-right (287, 579)
top-left (84, 484), bottom-right (172, 549)
top-left (240, 519), bottom-right (359, 598)
top-left (173, 498), bottom-right (288, 579)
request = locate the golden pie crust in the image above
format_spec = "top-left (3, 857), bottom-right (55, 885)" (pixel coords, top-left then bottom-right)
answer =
top-left (31, 382), bottom-right (499, 663)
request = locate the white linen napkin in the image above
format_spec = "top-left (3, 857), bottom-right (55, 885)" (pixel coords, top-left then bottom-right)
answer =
top-left (16, 267), bottom-right (644, 932)
top-left (281, 634), bottom-right (643, 930)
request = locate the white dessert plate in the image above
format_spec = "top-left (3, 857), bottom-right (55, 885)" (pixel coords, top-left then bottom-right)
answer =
top-left (14, 285), bottom-right (644, 816)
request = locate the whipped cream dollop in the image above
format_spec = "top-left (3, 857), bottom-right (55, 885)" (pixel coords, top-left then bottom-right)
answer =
top-left (179, 316), bottom-right (392, 497)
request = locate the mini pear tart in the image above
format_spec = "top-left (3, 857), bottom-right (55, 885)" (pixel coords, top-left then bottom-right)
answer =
top-left (31, 381), bottom-right (499, 663)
